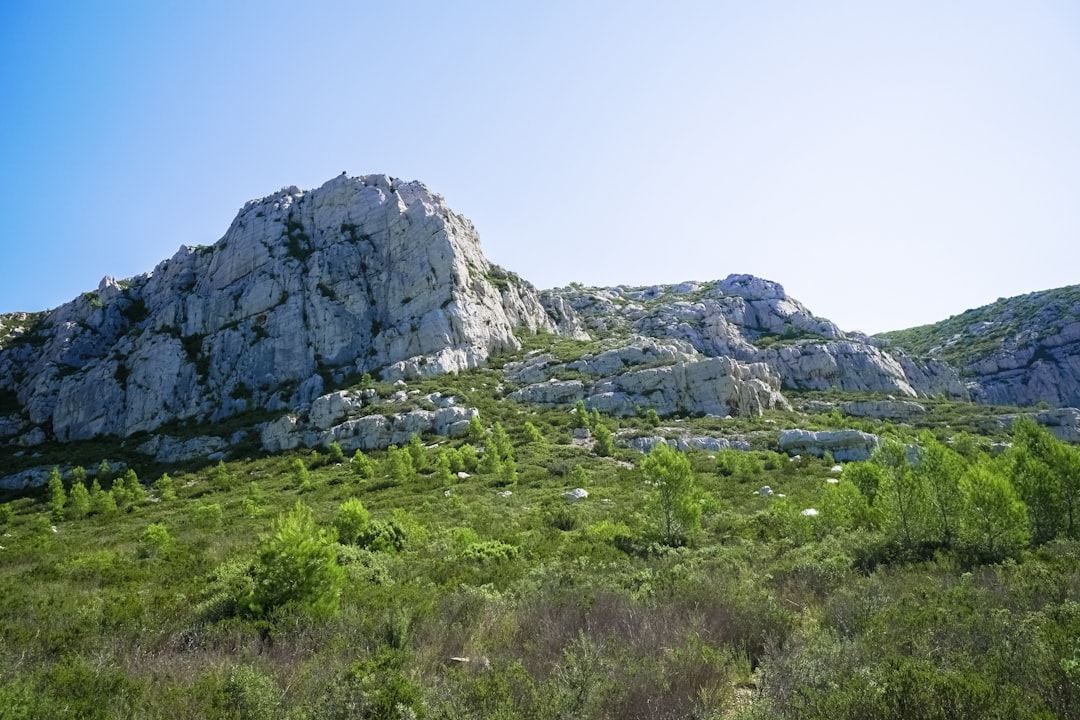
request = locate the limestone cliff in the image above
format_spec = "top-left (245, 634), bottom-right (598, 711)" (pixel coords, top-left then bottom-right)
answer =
top-left (551, 277), bottom-right (967, 400)
top-left (0, 174), bottom-right (556, 442)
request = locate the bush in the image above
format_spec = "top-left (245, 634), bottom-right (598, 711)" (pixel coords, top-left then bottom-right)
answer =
top-left (245, 501), bottom-right (345, 620)
top-left (138, 523), bottom-right (173, 558)
top-left (191, 502), bottom-right (223, 528)
top-left (334, 498), bottom-right (371, 545)
top-left (351, 449), bottom-right (376, 479)
top-left (211, 461), bottom-right (235, 492)
top-left (154, 472), bottom-right (177, 501)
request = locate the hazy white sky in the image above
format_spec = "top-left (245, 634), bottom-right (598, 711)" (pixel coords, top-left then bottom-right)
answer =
top-left (2, 1), bottom-right (1078, 334)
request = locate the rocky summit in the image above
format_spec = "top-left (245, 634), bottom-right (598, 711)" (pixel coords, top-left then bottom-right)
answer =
top-left (0, 174), bottom-right (555, 443)
top-left (0, 173), bottom-right (1076, 457)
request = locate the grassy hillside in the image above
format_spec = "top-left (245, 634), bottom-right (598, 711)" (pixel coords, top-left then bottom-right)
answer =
top-left (877, 284), bottom-right (1080, 370)
top-left (1, 340), bottom-right (1079, 719)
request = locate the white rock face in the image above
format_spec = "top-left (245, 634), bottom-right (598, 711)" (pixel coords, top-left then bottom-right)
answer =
top-left (260, 388), bottom-right (479, 453)
top-left (552, 277), bottom-right (968, 400)
top-left (0, 175), bottom-right (558, 442)
top-left (839, 400), bottom-right (927, 419)
top-left (508, 351), bottom-right (789, 418)
top-left (627, 434), bottom-right (751, 453)
top-left (778, 429), bottom-right (881, 462)
top-left (999, 407), bottom-right (1080, 443)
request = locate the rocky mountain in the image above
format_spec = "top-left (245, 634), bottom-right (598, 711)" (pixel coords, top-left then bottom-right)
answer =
top-left (0, 174), bottom-right (556, 444)
top-left (0, 173), bottom-right (1073, 459)
top-left (531, 277), bottom-right (967, 400)
top-left (877, 285), bottom-right (1080, 408)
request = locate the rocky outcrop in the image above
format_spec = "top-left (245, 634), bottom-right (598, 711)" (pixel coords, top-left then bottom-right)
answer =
top-left (260, 388), bottom-right (478, 453)
top-left (508, 351), bottom-right (790, 418)
top-left (552, 278), bottom-right (967, 400)
top-left (586, 357), bottom-right (789, 417)
top-left (999, 407), bottom-right (1080, 444)
top-left (839, 400), bottom-right (927, 420)
top-left (0, 174), bottom-right (558, 442)
top-left (778, 429), bottom-right (881, 462)
top-left (879, 285), bottom-right (1080, 408)
top-left (626, 434), bottom-right (751, 453)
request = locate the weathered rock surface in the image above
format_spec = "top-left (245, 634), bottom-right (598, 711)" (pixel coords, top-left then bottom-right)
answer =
top-left (136, 434), bottom-right (229, 463)
top-left (509, 351), bottom-right (790, 418)
top-left (260, 388), bottom-right (478, 453)
top-left (0, 175), bottom-right (557, 442)
top-left (778, 429), bottom-right (881, 462)
top-left (879, 285), bottom-right (1080, 408)
top-left (552, 278), bottom-right (968, 400)
top-left (839, 400), bottom-right (927, 419)
top-left (999, 407), bottom-right (1080, 444)
top-left (626, 434), bottom-right (752, 453)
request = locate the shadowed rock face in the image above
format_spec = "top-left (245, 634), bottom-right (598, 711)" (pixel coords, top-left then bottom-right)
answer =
top-left (0, 174), bottom-right (555, 441)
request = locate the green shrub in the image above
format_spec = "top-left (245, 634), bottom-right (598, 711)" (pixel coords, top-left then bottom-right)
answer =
top-left (138, 523), bottom-right (173, 558)
top-left (351, 449), bottom-right (376, 479)
top-left (334, 498), bottom-right (371, 545)
top-left (292, 458), bottom-right (312, 491)
top-left (245, 501), bottom-right (344, 619)
top-left (191, 502), bottom-right (223, 528)
top-left (47, 467), bottom-right (66, 521)
top-left (154, 472), bottom-right (177, 501)
top-left (212, 460), bottom-right (235, 492)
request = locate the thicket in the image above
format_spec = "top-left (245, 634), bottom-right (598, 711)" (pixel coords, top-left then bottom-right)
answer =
top-left (0, 361), bottom-right (1077, 718)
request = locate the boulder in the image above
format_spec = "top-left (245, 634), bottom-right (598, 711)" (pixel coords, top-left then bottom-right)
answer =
top-left (778, 429), bottom-right (881, 462)
top-left (839, 400), bottom-right (927, 419)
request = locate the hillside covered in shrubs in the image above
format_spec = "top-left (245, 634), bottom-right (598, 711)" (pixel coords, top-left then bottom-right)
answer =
top-left (1, 336), bottom-right (1079, 719)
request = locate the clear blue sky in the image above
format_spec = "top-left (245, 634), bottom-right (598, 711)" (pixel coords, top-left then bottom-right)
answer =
top-left (3, 1), bottom-right (1078, 334)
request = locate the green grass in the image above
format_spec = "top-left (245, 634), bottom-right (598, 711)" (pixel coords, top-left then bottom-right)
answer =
top-left (0, 345), bottom-right (1077, 718)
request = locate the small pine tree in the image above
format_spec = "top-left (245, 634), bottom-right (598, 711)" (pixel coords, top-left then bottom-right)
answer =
top-left (593, 422), bottom-right (614, 457)
top-left (489, 422), bottom-right (517, 484)
top-left (328, 441), bottom-right (345, 464)
top-left (570, 465), bottom-right (589, 487)
top-left (334, 498), bottom-right (371, 544)
top-left (293, 459), bottom-right (313, 492)
top-left (96, 460), bottom-right (113, 485)
top-left (589, 408), bottom-right (602, 431)
top-left (90, 479), bottom-right (118, 516)
top-left (444, 446), bottom-right (465, 473)
top-left (407, 434), bottom-right (428, 471)
top-left (523, 421), bottom-right (544, 444)
top-left (351, 449), bottom-right (376, 479)
top-left (66, 481), bottom-right (91, 520)
top-left (479, 445), bottom-right (503, 476)
top-left (212, 461), bottom-right (234, 492)
top-left (384, 446), bottom-right (415, 483)
top-left (138, 523), bottom-right (173, 558)
top-left (123, 469), bottom-right (146, 507)
top-left (243, 481), bottom-right (265, 517)
top-left (573, 400), bottom-right (590, 429)
top-left (245, 501), bottom-right (345, 619)
top-left (645, 408), bottom-right (661, 428)
top-left (155, 472), bottom-right (177, 501)
top-left (642, 443), bottom-right (701, 545)
top-left (47, 467), bottom-right (66, 521)
top-left (458, 444), bottom-right (478, 472)
top-left (70, 466), bottom-right (87, 487)
top-left (466, 416), bottom-right (485, 444)
top-left (434, 449), bottom-right (455, 486)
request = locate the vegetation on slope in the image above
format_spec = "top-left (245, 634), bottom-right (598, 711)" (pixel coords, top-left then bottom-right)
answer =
top-left (0, 342), bottom-right (1079, 719)
top-left (878, 284), bottom-right (1080, 370)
